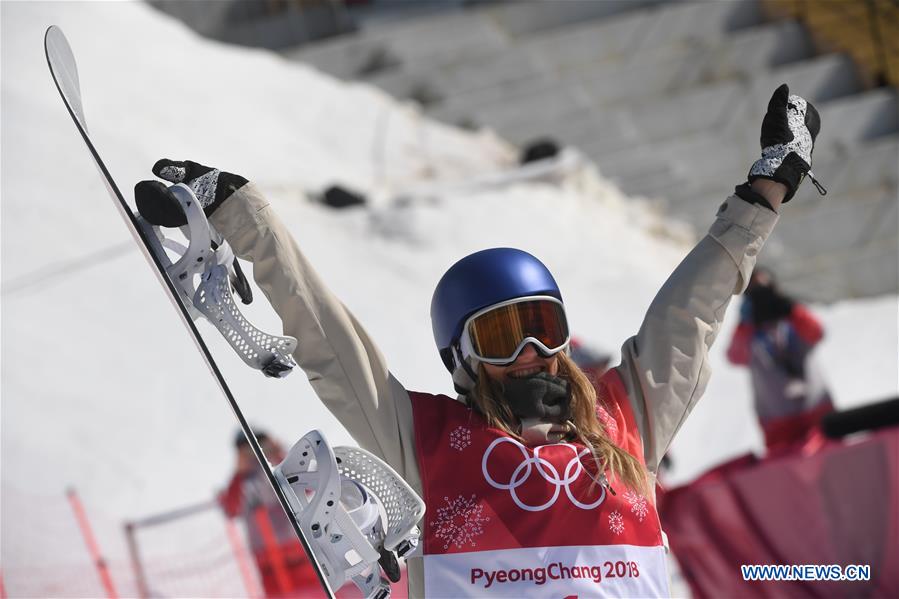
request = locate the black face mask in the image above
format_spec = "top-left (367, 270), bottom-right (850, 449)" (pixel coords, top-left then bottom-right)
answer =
top-left (499, 372), bottom-right (571, 422)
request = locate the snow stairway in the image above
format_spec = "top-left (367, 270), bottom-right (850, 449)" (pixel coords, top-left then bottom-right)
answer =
top-left (287, 0), bottom-right (897, 302)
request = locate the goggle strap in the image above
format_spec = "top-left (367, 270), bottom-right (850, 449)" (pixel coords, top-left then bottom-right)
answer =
top-left (455, 342), bottom-right (480, 387)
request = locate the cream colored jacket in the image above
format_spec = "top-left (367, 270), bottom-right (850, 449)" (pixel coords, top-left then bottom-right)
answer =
top-left (211, 184), bottom-right (778, 598)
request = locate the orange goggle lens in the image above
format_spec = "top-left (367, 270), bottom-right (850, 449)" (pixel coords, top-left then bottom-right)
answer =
top-left (468, 300), bottom-right (569, 361)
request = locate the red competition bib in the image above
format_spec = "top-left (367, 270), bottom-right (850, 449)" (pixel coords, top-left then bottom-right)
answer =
top-left (411, 370), bottom-right (669, 598)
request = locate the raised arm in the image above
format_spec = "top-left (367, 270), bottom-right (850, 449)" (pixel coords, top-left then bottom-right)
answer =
top-left (137, 160), bottom-right (420, 488)
top-left (211, 183), bottom-right (419, 481)
top-left (615, 84), bottom-right (822, 472)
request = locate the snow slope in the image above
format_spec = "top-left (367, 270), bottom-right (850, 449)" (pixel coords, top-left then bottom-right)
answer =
top-left (2, 2), bottom-right (896, 595)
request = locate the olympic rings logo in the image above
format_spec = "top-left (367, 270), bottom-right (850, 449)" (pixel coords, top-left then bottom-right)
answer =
top-left (481, 437), bottom-right (606, 512)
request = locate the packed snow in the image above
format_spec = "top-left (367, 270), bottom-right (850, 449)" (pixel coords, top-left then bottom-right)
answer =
top-left (2, 2), bottom-right (896, 596)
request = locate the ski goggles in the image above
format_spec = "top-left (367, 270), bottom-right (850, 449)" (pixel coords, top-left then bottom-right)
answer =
top-left (460, 296), bottom-right (570, 365)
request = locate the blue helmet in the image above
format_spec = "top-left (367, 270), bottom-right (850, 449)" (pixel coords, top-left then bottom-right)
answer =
top-left (430, 248), bottom-right (563, 372)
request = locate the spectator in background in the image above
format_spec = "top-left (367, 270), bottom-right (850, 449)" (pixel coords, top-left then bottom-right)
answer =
top-left (219, 430), bottom-right (318, 598)
top-left (727, 268), bottom-right (834, 453)
top-left (568, 336), bottom-right (611, 383)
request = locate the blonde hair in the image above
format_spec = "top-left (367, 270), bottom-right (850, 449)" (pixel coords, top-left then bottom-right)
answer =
top-left (471, 352), bottom-right (652, 498)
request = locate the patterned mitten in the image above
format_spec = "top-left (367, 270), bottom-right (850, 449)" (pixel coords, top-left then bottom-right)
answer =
top-left (134, 160), bottom-right (252, 304)
top-left (135, 159), bottom-right (248, 228)
top-left (154, 158), bottom-right (248, 213)
top-left (748, 84), bottom-right (826, 202)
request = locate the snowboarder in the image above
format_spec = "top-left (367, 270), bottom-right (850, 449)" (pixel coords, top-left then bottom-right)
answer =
top-left (135, 84), bottom-right (823, 597)
top-left (727, 267), bottom-right (834, 452)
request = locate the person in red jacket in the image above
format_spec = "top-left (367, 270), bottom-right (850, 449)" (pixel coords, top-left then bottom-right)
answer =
top-left (219, 431), bottom-right (319, 598)
top-left (727, 268), bottom-right (834, 452)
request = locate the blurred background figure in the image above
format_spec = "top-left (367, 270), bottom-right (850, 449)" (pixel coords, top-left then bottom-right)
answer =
top-left (568, 335), bottom-right (611, 382)
top-left (219, 430), bottom-right (320, 598)
top-left (727, 268), bottom-right (834, 453)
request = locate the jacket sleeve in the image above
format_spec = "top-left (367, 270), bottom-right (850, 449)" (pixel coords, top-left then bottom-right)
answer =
top-left (789, 304), bottom-right (824, 346)
top-left (209, 183), bottom-right (421, 490)
top-left (726, 322), bottom-right (753, 366)
top-left (615, 195), bottom-right (778, 472)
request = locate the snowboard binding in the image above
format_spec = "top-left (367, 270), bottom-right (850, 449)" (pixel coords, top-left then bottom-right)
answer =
top-left (274, 430), bottom-right (426, 599)
top-left (136, 182), bottom-right (297, 377)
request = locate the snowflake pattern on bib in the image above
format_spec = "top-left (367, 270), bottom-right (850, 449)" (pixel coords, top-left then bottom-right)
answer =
top-left (449, 426), bottom-right (471, 452)
top-left (623, 490), bottom-right (649, 523)
top-left (609, 510), bottom-right (625, 535)
top-left (433, 494), bottom-right (490, 550)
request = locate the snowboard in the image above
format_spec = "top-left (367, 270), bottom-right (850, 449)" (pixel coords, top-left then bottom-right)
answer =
top-left (43, 25), bottom-right (336, 598)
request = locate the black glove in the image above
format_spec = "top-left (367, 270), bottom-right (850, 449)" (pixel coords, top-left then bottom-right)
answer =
top-left (134, 159), bottom-right (248, 228)
top-left (134, 159), bottom-right (253, 304)
top-left (748, 84), bottom-right (825, 202)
